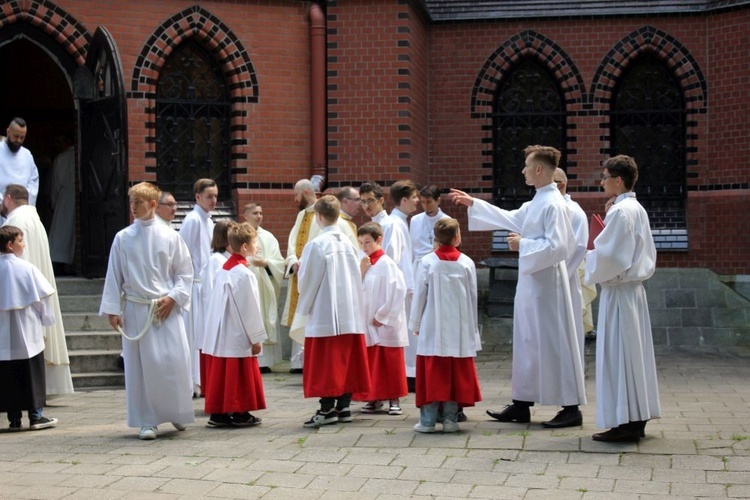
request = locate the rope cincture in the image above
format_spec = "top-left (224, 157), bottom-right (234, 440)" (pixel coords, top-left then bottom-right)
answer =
top-left (116, 295), bottom-right (163, 342)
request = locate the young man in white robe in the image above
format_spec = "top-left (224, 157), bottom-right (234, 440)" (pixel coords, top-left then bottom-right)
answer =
top-left (2, 184), bottom-right (74, 396)
top-left (585, 155), bottom-right (661, 442)
top-left (409, 218), bottom-right (482, 433)
top-left (410, 184), bottom-right (450, 263)
top-left (282, 179), bottom-right (356, 372)
top-left (244, 203), bottom-right (285, 372)
top-left (354, 222), bottom-right (408, 416)
top-left (553, 168), bottom-right (589, 365)
top-left (451, 145), bottom-right (586, 429)
top-left (0, 118), bottom-right (39, 211)
top-left (179, 178), bottom-right (217, 396)
top-left (100, 182), bottom-right (194, 440)
top-left (203, 222), bottom-right (267, 428)
top-left (0, 226), bottom-right (58, 431)
top-left (298, 195), bottom-right (370, 428)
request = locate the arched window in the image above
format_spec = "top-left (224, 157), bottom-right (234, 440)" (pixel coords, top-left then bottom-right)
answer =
top-left (611, 55), bottom-right (686, 226)
top-left (156, 41), bottom-right (230, 199)
top-left (493, 58), bottom-right (566, 208)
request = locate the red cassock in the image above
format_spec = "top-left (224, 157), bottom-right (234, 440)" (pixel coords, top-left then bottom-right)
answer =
top-left (415, 355), bottom-right (482, 408)
top-left (303, 334), bottom-right (371, 398)
top-left (204, 355), bottom-right (266, 414)
top-left (353, 345), bottom-right (407, 401)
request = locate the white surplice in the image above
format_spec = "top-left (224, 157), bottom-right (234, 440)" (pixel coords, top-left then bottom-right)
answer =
top-left (3, 205), bottom-right (73, 395)
top-left (282, 206), bottom-right (357, 362)
top-left (178, 205), bottom-right (214, 387)
top-left (409, 209), bottom-right (450, 262)
top-left (251, 227), bottom-right (285, 369)
top-left (99, 217), bottom-right (195, 428)
top-left (200, 251), bottom-right (230, 325)
top-left (409, 253), bottom-right (481, 358)
top-left (203, 261), bottom-right (267, 357)
top-left (563, 193), bottom-right (589, 362)
top-left (297, 225), bottom-right (366, 339)
top-left (361, 253), bottom-right (408, 348)
top-left (0, 141), bottom-right (39, 206)
top-left (467, 185), bottom-right (586, 406)
top-left (0, 253), bottom-right (55, 361)
top-left (584, 192), bottom-right (661, 429)
top-left (48, 145), bottom-right (76, 265)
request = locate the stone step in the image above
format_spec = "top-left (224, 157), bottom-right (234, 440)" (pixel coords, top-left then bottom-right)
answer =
top-left (68, 349), bottom-right (122, 374)
top-left (59, 295), bottom-right (103, 313)
top-left (72, 372), bottom-right (124, 389)
top-left (63, 312), bottom-right (111, 332)
top-left (54, 277), bottom-right (105, 296)
top-left (66, 331), bottom-right (122, 351)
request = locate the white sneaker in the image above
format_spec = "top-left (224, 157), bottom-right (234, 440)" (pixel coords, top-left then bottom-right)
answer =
top-left (442, 421), bottom-right (460, 433)
top-left (172, 422), bottom-right (187, 431)
top-left (139, 426), bottom-right (157, 440)
top-left (413, 423), bottom-right (437, 433)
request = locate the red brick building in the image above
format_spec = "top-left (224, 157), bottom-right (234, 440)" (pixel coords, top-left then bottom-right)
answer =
top-left (1, 0), bottom-right (748, 276)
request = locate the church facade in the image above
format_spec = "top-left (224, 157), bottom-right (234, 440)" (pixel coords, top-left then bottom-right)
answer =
top-left (0, 0), bottom-right (747, 276)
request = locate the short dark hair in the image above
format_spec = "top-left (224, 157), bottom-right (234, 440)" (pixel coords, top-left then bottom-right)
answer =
top-left (193, 178), bottom-right (217, 195)
top-left (419, 184), bottom-right (441, 200)
top-left (390, 180), bottom-right (417, 205)
top-left (4, 184), bottom-right (29, 203)
top-left (211, 220), bottom-right (234, 253)
top-left (523, 145), bottom-right (561, 171)
top-left (357, 221), bottom-right (383, 240)
top-left (9, 117), bottom-right (26, 128)
top-left (433, 218), bottom-right (460, 246)
top-left (603, 155), bottom-right (639, 190)
top-left (359, 181), bottom-right (384, 199)
top-left (0, 225), bottom-right (22, 253)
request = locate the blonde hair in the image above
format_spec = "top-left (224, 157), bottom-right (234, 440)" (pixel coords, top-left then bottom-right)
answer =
top-left (314, 195), bottom-right (340, 222)
top-left (433, 218), bottom-right (460, 246)
top-left (128, 182), bottom-right (160, 203)
top-left (228, 222), bottom-right (256, 252)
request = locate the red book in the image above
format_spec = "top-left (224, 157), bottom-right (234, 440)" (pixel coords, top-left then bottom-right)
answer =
top-left (587, 213), bottom-right (605, 250)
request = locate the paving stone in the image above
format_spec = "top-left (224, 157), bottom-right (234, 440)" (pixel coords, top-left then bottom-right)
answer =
top-left (613, 479), bottom-right (670, 495)
top-left (156, 478), bottom-right (222, 495)
top-left (204, 483), bottom-right (270, 499)
top-left (414, 480), bottom-right (474, 497)
top-left (359, 477), bottom-right (419, 495)
top-left (468, 484), bottom-right (527, 498)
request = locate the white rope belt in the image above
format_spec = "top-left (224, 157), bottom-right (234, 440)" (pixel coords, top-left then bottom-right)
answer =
top-left (116, 295), bottom-right (162, 342)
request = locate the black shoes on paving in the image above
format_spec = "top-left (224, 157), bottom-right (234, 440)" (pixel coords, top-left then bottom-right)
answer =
top-left (592, 421), bottom-right (647, 442)
top-left (486, 403), bottom-right (531, 423)
top-left (541, 408), bottom-right (583, 429)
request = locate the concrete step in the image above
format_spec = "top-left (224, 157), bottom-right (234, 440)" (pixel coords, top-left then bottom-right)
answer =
top-left (59, 295), bottom-right (103, 313)
top-left (68, 349), bottom-right (122, 374)
top-left (72, 372), bottom-right (124, 389)
top-left (54, 277), bottom-right (105, 296)
top-left (66, 331), bottom-right (122, 351)
top-left (63, 312), bottom-right (111, 332)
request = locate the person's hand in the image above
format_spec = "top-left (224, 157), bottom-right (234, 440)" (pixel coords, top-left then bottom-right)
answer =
top-left (414, 331), bottom-right (419, 336)
top-left (449, 188), bottom-right (474, 207)
top-left (507, 232), bottom-right (521, 252)
top-left (251, 342), bottom-right (262, 355)
top-left (108, 314), bottom-right (123, 332)
top-left (155, 296), bottom-right (176, 321)
top-left (372, 318), bottom-right (383, 327)
top-left (360, 256), bottom-right (371, 276)
top-left (605, 196), bottom-right (616, 213)
top-left (292, 261), bottom-right (301, 273)
top-left (250, 257), bottom-right (267, 268)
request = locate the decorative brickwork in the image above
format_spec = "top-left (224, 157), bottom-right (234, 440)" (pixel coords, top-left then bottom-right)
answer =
top-left (129, 4), bottom-right (258, 104)
top-left (0, 0), bottom-right (91, 65)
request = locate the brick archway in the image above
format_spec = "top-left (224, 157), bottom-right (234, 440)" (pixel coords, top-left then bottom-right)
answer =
top-left (0, 0), bottom-right (91, 64)
top-left (590, 25), bottom-right (707, 110)
top-left (129, 4), bottom-right (258, 104)
top-left (471, 29), bottom-right (586, 118)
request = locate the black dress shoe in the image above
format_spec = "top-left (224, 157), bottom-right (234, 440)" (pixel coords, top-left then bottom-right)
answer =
top-left (259, 366), bottom-right (273, 374)
top-left (289, 368), bottom-right (303, 374)
top-left (592, 425), bottom-right (641, 443)
top-left (541, 408), bottom-right (582, 428)
top-left (486, 404), bottom-right (531, 423)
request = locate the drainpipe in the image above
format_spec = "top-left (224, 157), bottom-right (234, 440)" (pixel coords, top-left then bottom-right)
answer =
top-left (309, 2), bottom-right (327, 192)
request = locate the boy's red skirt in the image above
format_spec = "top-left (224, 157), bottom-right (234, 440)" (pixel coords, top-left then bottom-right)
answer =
top-left (204, 355), bottom-right (266, 414)
top-left (303, 334), bottom-right (371, 398)
top-left (353, 345), bottom-right (407, 401)
top-left (415, 355), bottom-right (482, 408)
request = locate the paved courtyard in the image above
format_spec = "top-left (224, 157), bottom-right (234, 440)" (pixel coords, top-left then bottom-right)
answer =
top-left (1, 346), bottom-right (749, 500)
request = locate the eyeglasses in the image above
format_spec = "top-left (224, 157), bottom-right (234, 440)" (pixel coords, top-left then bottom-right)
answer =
top-left (359, 198), bottom-right (380, 206)
top-left (345, 198), bottom-right (361, 203)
